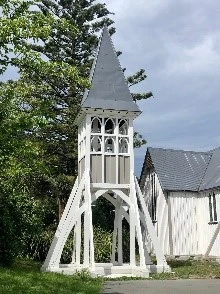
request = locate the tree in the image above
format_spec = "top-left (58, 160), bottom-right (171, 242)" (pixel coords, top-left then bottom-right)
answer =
top-left (0, 0), bottom-right (153, 262)
top-left (0, 0), bottom-right (87, 263)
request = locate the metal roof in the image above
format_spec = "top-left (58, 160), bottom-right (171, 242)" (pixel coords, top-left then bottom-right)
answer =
top-left (140, 147), bottom-right (212, 192)
top-left (199, 148), bottom-right (220, 190)
top-left (81, 26), bottom-right (141, 113)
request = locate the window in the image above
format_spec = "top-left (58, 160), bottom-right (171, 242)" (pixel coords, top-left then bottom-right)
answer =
top-left (91, 117), bottom-right (101, 133)
top-left (151, 173), bottom-right (157, 222)
top-left (119, 119), bottom-right (128, 135)
top-left (119, 138), bottom-right (128, 153)
top-left (105, 118), bottom-right (115, 134)
top-left (105, 137), bottom-right (115, 153)
top-left (209, 192), bottom-right (218, 223)
top-left (91, 136), bottom-right (102, 152)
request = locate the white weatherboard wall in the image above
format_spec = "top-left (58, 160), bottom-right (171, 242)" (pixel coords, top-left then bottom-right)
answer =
top-left (197, 190), bottom-right (220, 257)
top-left (169, 192), bottom-right (198, 256)
top-left (142, 172), bottom-right (170, 255)
top-left (143, 172), bottom-right (220, 257)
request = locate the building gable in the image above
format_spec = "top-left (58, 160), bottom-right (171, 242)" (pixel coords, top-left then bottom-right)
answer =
top-left (140, 147), bottom-right (212, 192)
top-left (200, 148), bottom-right (220, 190)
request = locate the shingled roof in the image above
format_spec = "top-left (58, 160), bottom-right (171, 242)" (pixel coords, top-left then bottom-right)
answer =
top-left (200, 148), bottom-right (220, 190)
top-left (140, 147), bottom-right (220, 192)
top-left (81, 26), bottom-right (141, 113)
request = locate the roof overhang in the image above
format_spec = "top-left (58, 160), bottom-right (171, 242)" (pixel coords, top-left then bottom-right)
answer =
top-left (74, 107), bottom-right (141, 126)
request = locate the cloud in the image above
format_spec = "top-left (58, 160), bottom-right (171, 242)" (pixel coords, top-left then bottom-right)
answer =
top-left (100, 0), bottom-right (220, 175)
top-left (163, 35), bottom-right (220, 76)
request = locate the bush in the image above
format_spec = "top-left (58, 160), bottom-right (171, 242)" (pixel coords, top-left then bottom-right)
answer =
top-left (93, 226), bottom-right (113, 263)
top-left (0, 186), bottom-right (49, 266)
top-left (0, 192), bottom-right (19, 266)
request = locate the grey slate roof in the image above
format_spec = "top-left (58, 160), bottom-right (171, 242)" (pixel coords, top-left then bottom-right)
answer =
top-left (199, 148), bottom-right (220, 190)
top-left (81, 26), bottom-right (141, 113)
top-left (140, 147), bottom-right (213, 192)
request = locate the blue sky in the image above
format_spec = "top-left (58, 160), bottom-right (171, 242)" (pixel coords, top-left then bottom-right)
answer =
top-left (103, 0), bottom-right (220, 175)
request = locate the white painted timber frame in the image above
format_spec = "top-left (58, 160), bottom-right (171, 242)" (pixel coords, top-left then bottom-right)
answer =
top-left (204, 221), bottom-right (220, 258)
top-left (42, 111), bottom-right (170, 277)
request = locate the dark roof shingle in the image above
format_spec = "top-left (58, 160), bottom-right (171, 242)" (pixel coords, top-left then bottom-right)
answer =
top-left (199, 148), bottom-right (220, 190)
top-left (141, 147), bottom-right (212, 192)
top-left (81, 26), bottom-right (141, 113)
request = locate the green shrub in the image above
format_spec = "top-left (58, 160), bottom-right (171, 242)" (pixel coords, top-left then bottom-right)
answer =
top-left (93, 226), bottom-right (113, 263)
top-left (0, 192), bottom-right (18, 266)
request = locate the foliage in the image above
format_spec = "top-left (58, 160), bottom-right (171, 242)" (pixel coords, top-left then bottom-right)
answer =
top-left (0, 191), bottom-right (18, 266)
top-left (20, 222), bottom-right (129, 264)
top-left (0, 80), bottom-right (47, 265)
top-left (0, 259), bottom-right (103, 293)
top-left (92, 197), bottom-right (115, 232)
top-left (127, 68), bottom-right (153, 101)
top-left (0, 0), bottom-right (87, 264)
top-left (0, 192), bottom-right (47, 266)
top-left (0, 0), bottom-right (153, 263)
top-left (134, 132), bottom-right (147, 148)
top-left (93, 226), bottom-right (113, 263)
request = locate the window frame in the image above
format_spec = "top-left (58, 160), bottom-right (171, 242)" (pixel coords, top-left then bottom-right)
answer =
top-left (151, 173), bottom-right (157, 223)
top-left (208, 192), bottom-right (218, 224)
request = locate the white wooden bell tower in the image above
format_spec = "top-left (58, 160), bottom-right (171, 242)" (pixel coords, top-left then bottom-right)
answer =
top-left (42, 26), bottom-right (170, 277)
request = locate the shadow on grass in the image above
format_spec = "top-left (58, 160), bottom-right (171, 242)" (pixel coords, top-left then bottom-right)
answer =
top-left (168, 259), bottom-right (193, 268)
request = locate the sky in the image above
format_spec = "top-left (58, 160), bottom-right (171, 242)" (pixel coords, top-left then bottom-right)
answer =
top-left (2, 1), bottom-right (220, 177)
top-left (102, 0), bottom-right (220, 175)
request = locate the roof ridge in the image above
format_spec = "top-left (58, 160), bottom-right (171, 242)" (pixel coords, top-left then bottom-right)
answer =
top-left (148, 146), bottom-right (210, 155)
top-left (199, 148), bottom-right (220, 190)
top-left (198, 152), bottom-right (213, 191)
top-left (81, 27), bottom-right (104, 105)
top-left (107, 27), bottom-right (131, 98)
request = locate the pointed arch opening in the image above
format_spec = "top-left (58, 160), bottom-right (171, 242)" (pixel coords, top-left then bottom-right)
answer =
top-left (105, 137), bottom-right (115, 153)
top-left (91, 136), bottom-right (102, 152)
top-left (105, 118), bottom-right (115, 134)
top-left (91, 189), bottom-right (131, 264)
top-left (91, 117), bottom-right (102, 133)
top-left (119, 119), bottom-right (128, 135)
top-left (119, 138), bottom-right (129, 153)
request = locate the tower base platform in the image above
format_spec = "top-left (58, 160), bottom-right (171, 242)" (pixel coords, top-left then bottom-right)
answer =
top-left (42, 262), bottom-right (171, 278)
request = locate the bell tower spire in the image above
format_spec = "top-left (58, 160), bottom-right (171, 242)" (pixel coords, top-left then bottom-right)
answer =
top-left (80, 25), bottom-right (141, 113)
top-left (42, 26), bottom-right (170, 277)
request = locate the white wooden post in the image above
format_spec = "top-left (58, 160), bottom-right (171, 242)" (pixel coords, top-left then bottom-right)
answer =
top-left (131, 184), bottom-right (145, 268)
top-left (83, 114), bottom-right (91, 267)
top-left (118, 201), bottom-right (123, 265)
top-left (129, 202), bottom-right (136, 266)
top-left (71, 227), bottom-right (76, 264)
top-left (75, 217), bottom-right (81, 265)
top-left (111, 208), bottom-right (118, 264)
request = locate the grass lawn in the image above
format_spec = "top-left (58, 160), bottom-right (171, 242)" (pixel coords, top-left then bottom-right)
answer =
top-left (150, 259), bottom-right (220, 280)
top-left (0, 259), bottom-right (103, 294)
top-left (0, 259), bottom-right (220, 293)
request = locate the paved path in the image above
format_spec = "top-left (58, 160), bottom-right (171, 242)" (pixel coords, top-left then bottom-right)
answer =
top-left (102, 279), bottom-right (220, 294)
